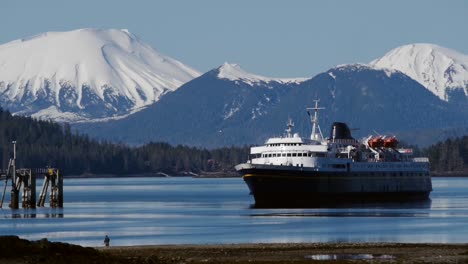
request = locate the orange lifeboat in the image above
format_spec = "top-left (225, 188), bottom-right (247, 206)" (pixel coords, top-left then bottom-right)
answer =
top-left (383, 136), bottom-right (399, 148)
top-left (368, 136), bottom-right (384, 148)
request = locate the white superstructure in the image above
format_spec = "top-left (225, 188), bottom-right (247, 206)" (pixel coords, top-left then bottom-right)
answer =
top-left (245, 100), bottom-right (429, 176)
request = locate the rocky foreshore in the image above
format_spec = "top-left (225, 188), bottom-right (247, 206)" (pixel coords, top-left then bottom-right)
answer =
top-left (1, 236), bottom-right (468, 263)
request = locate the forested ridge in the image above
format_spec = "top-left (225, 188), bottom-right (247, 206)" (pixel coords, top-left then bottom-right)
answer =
top-left (422, 136), bottom-right (468, 175)
top-left (0, 108), bottom-right (467, 176)
top-left (0, 108), bottom-right (249, 176)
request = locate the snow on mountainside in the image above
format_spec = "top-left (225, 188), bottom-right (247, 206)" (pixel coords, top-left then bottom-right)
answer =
top-left (214, 63), bottom-right (307, 120)
top-left (217, 63), bottom-right (307, 85)
top-left (0, 28), bottom-right (200, 122)
top-left (75, 62), bottom-right (468, 147)
top-left (370, 43), bottom-right (468, 102)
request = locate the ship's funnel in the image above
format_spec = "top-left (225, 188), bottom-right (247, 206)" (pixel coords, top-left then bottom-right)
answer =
top-left (330, 122), bottom-right (353, 140)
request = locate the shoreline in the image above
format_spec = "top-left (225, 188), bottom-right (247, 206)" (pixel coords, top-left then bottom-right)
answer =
top-left (2, 236), bottom-right (468, 263)
top-left (64, 172), bottom-right (242, 178)
top-left (75, 242), bottom-right (468, 263)
top-left (61, 174), bottom-right (466, 179)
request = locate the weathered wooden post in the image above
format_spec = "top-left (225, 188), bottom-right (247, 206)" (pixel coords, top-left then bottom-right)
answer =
top-left (30, 170), bottom-right (36, 208)
top-left (19, 169), bottom-right (36, 209)
top-left (57, 170), bottom-right (63, 208)
top-left (9, 141), bottom-right (19, 209)
top-left (37, 173), bottom-right (49, 207)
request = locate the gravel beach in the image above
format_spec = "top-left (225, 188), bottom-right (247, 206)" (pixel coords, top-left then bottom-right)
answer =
top-left (2, 236), bottom-right (468, 263)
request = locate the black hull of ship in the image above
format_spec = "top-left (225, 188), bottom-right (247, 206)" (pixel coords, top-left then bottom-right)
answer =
top-left (239, 165), bottom-right (432, 208)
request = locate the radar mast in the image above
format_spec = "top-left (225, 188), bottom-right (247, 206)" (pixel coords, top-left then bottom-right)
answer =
top-left (285, 118), bottom-right (294, 138)
top-left (307, 100), bottom-right (325, 141)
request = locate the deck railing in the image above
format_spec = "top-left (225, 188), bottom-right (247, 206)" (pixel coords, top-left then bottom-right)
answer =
top-left (413, 157), bottom-right (429, 162)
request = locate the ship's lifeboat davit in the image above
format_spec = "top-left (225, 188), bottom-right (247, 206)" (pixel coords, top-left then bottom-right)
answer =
top-left (368, 136), bottom-right (384, 148)
top-left (383, 136), bottom-right (399, 148)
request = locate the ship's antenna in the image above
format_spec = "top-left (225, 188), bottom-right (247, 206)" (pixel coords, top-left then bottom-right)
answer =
top-left (285, 118), bottom-right (294, 138)
top-left (306, 99), bottom-right (325, 141)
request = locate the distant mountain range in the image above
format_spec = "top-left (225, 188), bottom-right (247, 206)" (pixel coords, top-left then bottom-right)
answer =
top-left (74, 63), bottom-right (467, 147)
top-left (0, 29), bottom-right (467, 147)
top-left (0, 28), bottom-right (200, 122)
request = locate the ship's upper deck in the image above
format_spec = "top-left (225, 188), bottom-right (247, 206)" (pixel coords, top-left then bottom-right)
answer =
top-left (265, 133), bottom-right (304, 145)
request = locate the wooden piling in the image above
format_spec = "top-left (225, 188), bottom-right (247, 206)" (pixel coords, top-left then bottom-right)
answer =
top-left (1, 141), bottom-right (63, 209)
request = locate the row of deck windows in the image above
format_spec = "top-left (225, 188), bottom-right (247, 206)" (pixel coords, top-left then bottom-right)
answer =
top-left (268, 143), bottom-right (302, 147)
top-left (252, 152), bottom-right (325, 158)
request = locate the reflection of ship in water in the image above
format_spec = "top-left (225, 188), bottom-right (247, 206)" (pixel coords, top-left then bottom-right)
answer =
top-left (249, 197), bottom-right (432, 209)
top-left (236, 100), bottom-right (432, 207)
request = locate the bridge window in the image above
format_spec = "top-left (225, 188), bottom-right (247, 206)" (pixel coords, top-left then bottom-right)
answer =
top-left (287, 153), bottom-right (292, 157)
top-left (331, 164), bottom-right (346, 169)
top-left (292, 153), bottom-right (297, 157)
top-left (298, 153), bottom-right (303, 157)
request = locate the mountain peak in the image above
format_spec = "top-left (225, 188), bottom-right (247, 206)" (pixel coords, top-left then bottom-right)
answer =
top-left (370, 43), bottom-right (468, 101)
top-left (216, 62), bottom-right (307, 86)
top-left (332, 63), bottom-right (375, 71)
top-left (217, 62), bottom-right (267, 84)
top-left (328, 63), bottom-right (399, 79)
top-left (0, 28), bottom-right (200, 122)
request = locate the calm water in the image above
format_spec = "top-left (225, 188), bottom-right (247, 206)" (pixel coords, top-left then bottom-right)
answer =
top-left (1, 177), bottom-right (468, 246)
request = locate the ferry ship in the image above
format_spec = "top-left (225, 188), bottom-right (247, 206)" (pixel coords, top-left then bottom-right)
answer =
top-left (235, 100), bottom-right (432, 207)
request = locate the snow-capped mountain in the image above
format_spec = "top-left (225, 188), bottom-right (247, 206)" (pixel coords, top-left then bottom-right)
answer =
top-left (370, 43), bottom-right (468, 104)
top-left (215, 63), bottom-right (307, 120)
top-left (217, 62), bottom-right (307, 86)
top-left (0, 28), bottom-right (200, 122)
top-left (74, 63), bottom-right (306, 146)
top-left (74, 63), bottom-right (467, 147)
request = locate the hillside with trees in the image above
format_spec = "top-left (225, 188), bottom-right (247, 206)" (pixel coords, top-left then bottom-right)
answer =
top-left (0, 108), bottom-right (249, 176)
top-left (423, 136), bottom-right (468, 175)
top-left (0, 107), bottom-right (466, 176)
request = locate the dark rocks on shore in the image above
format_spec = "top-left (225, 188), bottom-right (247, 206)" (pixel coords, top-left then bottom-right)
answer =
top-left (0, 236), bottom-right (117, 264)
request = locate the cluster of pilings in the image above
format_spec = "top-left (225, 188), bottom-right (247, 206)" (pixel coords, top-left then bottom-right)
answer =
top-left (1, 169), bottom-right (64, 209)
top-left (0, 141), bottom-right (63, 209)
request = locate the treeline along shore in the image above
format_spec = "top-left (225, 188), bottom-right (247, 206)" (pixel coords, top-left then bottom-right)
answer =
top-left (0, 107), bottom-right (467, 176)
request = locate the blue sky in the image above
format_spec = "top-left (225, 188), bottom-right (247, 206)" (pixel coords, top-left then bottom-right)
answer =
top-left (2, 0), bottom-right (467, 78)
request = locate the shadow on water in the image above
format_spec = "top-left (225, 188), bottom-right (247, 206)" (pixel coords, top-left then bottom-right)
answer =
top-left (250, 211), bottom-right (430, 217)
